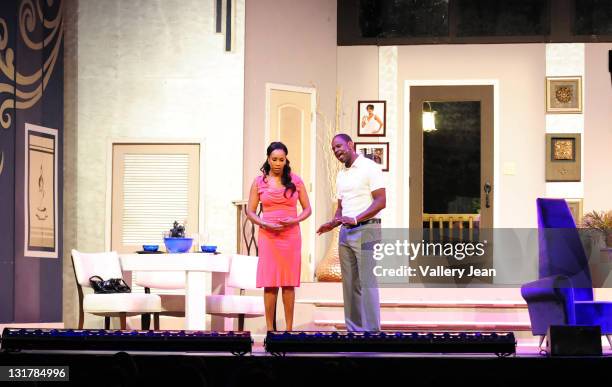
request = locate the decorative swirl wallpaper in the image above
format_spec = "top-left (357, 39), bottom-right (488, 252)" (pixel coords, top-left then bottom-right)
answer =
top-left (0, 0), bottom-right (63, 130)
top-left (0, 0), bottom-right (63, 323)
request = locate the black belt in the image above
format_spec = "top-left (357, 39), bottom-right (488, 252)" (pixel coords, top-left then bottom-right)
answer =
top-left (344, 218), bottom-right (381, 229)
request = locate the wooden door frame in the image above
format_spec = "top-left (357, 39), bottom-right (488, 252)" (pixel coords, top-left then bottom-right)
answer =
top-left (104, 138), bottom-right (207, 251)
top-left (402, 80), bottom-right (500, 228)
top-left (264, 83), bottom-right (317, 277)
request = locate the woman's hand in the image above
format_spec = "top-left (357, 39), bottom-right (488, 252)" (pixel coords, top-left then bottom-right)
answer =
top-left (261, 222), bottom-right (284, 232)
top-left (278, 217), bottom-right (298, 226)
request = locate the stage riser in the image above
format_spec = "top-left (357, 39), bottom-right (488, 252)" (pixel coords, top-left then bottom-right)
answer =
top-left (296, 284), bottom-right (532, 335)
top-left (313, 307), bottom-right (531, 322)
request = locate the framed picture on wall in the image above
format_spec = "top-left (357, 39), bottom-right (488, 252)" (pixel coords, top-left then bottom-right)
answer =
top-left (354, 142), bottom-right (389, 172)
top-left (546, 76), bottom-right (582, 113)
top-left (545, 133), bottom-right (581, 182)
top-left (357, 100), bottom-right (386, 136)
top-left (565, 198), bottom-right (584, 226)
top-left (24, 123), bottom-right (59, 258)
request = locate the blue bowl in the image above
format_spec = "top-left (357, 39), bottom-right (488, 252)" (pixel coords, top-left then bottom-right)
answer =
top-left (142, 244), bottom-right (159, 252)
top-left (201, 245), bottom-right (217, 253)
top-left (164, 237), bottom-right (193, 253)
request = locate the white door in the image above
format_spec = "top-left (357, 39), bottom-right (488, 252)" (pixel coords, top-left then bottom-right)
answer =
top-left (267, 84), bottom-right (316, 281)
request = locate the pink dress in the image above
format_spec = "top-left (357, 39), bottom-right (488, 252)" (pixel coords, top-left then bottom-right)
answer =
top-left (256, 173), bottom-right (303, 287)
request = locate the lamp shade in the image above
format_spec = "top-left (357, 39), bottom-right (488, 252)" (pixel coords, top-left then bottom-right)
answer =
top-left (422, 111), bottom-right (437, 132)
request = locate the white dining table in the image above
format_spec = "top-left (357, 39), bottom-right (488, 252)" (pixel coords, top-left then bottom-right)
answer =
top-left (119, 253), bottom-right (230, 331)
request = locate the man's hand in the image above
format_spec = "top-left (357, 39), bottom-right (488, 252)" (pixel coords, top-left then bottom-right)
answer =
top-left (337, 216), bottom-right (357, 226)
top-left (316, 221), bottom-right (338, 235)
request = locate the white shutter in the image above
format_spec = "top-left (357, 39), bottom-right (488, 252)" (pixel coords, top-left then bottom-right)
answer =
top-left (111, 144), bottom-right (200, 294)
top-left (122, 154), bottom-right (190, 245)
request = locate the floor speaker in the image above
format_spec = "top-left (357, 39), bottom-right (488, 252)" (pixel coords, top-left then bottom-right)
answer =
top-left (546, 325), bottom-right (602, 356)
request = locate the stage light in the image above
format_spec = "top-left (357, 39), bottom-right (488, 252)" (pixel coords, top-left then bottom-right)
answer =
top-left (264, 331), bottom-right (516, 356)
top-left (0, 328), bottom-right (253, 355)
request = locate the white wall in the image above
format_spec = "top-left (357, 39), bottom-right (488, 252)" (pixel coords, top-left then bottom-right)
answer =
top-left (64, 0), bottom-right (245, 327)
top-left (337, 44), bottom-right (547, 228)
top-left (545, 44), bottom-right (584, 199)
top-left (244, 0), bottom-right (337, 269)
top-left (584, 43), bottom-right (612, 214)
top-left (74, 0), bottom-right (244, 252)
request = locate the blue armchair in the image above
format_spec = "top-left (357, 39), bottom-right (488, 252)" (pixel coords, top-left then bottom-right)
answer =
top-left (521, 198), bottom-right (612, 348)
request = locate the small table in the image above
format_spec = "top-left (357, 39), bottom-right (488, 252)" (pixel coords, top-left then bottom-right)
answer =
top-left (119, 253), bottom-right (230, 330)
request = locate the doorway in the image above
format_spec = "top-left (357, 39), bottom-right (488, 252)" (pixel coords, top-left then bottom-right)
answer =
top-left (408, 85), bottom-right (495, 285)
top-left (265, 83), bottom-right (317, 281)
top-left (409, 85), bottom-right (494, 232)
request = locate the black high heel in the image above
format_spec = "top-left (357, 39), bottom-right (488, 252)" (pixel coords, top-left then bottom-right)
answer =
top-left (89, 275), bottom-right (107, 293)
top-left (110, 278), bottom-right (131, 293)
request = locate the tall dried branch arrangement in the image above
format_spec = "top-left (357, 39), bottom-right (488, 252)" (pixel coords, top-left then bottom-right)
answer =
top-left (582, 210), bottom-right (612, 236)
top-left (316, 89), bottom-right (345, 198)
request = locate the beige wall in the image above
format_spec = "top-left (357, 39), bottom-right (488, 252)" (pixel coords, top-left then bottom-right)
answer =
top-left (337, 44), bottom-right (547, 227)
top-left (398, 44), bottom-right (546, 227)
top-left (336, 46), bottom-right (380, 136)
top-left (64, 0), bottom-right (245, 327)
top-left (584, 43), bottom-right (612, 213)
top-left (244, 0), bottom-right (337, 269)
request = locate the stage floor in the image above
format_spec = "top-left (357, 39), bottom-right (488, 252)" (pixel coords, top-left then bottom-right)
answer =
top-left (3, 344), bottom-right (610, 357)
top-left (1, 347), bottom-right (610, 387)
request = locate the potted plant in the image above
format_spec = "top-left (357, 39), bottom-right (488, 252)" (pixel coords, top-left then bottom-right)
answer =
top-left (581, 210), bottom-right (612, 248)
top-left (163, 221), bottom-right (193, 253)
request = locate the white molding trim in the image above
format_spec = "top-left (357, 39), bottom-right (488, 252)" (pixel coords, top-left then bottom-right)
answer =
top-left (402, 79), bottom-right (500, 228)
top-left (545, 43), bottom-right (585, 200)
top-left (264, 82), bottom-right (318, 277)
top-left (104, 138), bottom-right (207, 251)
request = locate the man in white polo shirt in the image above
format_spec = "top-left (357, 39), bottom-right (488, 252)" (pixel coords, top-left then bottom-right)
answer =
top-left (317, 133), bottom-right (386, 331)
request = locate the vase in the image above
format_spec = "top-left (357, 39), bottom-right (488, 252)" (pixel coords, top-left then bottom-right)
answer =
top-left (315, 226), bottom-right (342, 282)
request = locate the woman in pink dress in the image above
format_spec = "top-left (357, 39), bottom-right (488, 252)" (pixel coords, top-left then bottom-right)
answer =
top-left (246, 142), bottom-right (311, 331)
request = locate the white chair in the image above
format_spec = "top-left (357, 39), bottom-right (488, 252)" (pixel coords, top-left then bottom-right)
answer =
top-left (71, 249), bottom-right (162, 330)
top-left (206, 254), bottom-right (265, 331)
top-left (134, 254), bottom-right (264, 331)
top-left (134, 271), bottom-right (186, 329)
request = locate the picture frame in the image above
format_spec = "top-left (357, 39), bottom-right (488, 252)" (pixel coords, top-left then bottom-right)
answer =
top-left (357, 100), bottom-right (386, 137)
top-left (24, 123), bottom-right (59, 258)
top-left (565, 198), bottom-right (584, 226)
top-left (546, 76), bottom-right (582, 113)
top-left (545, 133), bottom-right (581, 182)
top-left (354, 142), bottom-right (389, 172)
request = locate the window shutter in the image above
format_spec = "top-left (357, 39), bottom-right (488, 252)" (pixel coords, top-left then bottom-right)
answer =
top-left (111, 144), bottom-right (199, 294)
top-left (122, 153), bottom-right (190, 245)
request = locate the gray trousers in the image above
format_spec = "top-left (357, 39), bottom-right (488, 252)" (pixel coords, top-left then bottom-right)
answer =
top-left (338, 223), bottom-right (381, 331)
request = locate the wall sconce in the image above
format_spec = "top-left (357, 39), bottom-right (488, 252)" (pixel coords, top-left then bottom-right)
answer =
top-left (422, 101), bottom-right (437, 132)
